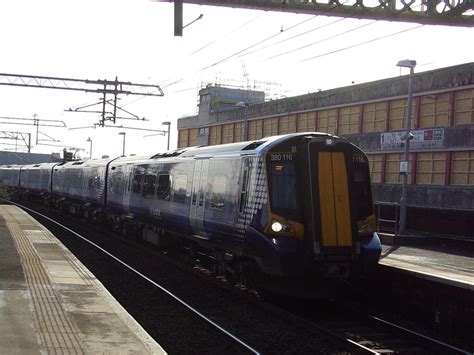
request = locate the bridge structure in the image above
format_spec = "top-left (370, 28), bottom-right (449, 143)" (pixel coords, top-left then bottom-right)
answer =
top-left (174, 0), bottom-right (474, 35)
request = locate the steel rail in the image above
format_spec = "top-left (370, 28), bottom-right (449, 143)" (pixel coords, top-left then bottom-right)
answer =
top-left (370, 315), bottom-right (472, 354)
top-left (5, 199), bottom-right (260, 355)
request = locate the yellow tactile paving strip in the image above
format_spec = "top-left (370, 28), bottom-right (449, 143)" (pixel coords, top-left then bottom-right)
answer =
top-left (7, 219), bottom-right (87, 354)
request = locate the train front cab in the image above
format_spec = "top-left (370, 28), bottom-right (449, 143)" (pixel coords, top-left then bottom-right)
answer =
top-left (303, 135), bottom-right (381, 276)
top-left (262, 134), bottom-right (381, 281)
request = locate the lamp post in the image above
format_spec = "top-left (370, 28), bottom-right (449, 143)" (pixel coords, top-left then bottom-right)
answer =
top-left (162, 121), bottom-right (171, 151)
top-left (118, 132), bottom-right (126, 156)
top-left (86, 137), bottom-right (92, 159)
top-left (236, 101), bottom-right (249, 141)
top-left (396, 59), bottom-right (416, 235)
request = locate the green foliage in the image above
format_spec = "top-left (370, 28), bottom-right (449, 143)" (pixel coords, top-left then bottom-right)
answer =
top-left (0, 186), bottom-right (11, 201)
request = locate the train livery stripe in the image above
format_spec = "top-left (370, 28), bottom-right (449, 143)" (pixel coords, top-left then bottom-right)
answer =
top-left (331, 153), bottom-right (352, 246)
top-left (318, 152), bottom-right (337, 246)
top-left (318, 152), bottom-right (352, 247)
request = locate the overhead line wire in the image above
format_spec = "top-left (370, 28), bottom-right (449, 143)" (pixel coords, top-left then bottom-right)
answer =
top-left (137, 2), bottom-right (426, 105)
top-left (266, 18), bottom-right (379, 60)
top-left (160, 2), bottom-right (287, 88)
top-left (200, 12), bottom-right (342, 71)
top-left (236, 17), bottom-right (346, 59)
top-left (267, 2), bottom-right (426, 61)
top-left (301, 24), bottom-right (424, 62)
top-left (189, 13), bottom-right (266, 55)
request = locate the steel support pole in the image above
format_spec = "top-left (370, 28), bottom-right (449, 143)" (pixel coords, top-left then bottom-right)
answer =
top-left (122, 134), bottom-right (126, 156)
top-left (399, 67), bottom-right (414, 235)
top-left (243, 106), bottom-right (249, 141)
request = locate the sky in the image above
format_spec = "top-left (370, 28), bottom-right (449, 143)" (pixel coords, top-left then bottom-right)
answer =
top-left (0, 0), bottom-right (472, 159)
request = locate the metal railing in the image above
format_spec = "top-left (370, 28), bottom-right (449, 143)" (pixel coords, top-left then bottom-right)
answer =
top-left (376, 202), bottom-right (399, 235)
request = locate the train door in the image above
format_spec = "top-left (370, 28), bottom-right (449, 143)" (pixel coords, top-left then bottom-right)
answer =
top-left (123, 164), bottom-right (133, 213)
top-left (306, 138), bottom-right (354, 254)
top-left (189, 159), bottom-right (209, 237)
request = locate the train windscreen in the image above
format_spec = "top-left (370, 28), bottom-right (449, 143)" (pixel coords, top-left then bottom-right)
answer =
top-left (267, 153), bottom-right (302, 221)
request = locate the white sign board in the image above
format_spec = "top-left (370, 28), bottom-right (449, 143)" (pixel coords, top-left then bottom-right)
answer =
top-left (381, 128), bottom-right (444, 150)
top-left (399, 161), bottom-right (408, 173)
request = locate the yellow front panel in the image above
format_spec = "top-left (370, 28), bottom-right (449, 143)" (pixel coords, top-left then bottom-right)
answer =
top-left (318, 152), bottom-right (338, 246)
top-left (318, 152), bottom-right (352, 247)
top-left (331, 153), bottom-right (352, 246)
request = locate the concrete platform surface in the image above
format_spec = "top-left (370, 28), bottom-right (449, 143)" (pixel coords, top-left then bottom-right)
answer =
top-left (379, 243), bottom-right (474, 290)
top-left (0, 205), bottom-right (166, 355)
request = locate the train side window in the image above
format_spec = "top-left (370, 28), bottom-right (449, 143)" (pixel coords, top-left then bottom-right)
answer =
top-left (143, 174), bottom-right (157, 198)
top-left (192, 187), bottom-right (197, 205)
top-left (88, 176), bottom-right (94, 190)
top-left (157, 174), bottom-right (171, 201)
top-left (239, 168), bottom-right (250, 214)
top-left (132, 173), bottom-right (143, 193)
top-left (352, 164), bottom-right (373, 218)
top-left (127, 171), bottom-right (133, 192)
top-left (173, 175), bottom-right (187, 203)
top-left (211, 175), bottom-right (226, 210)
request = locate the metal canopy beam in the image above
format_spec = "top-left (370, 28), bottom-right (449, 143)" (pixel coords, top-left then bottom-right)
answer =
top-left (184, 0), bottom-right (474, 27)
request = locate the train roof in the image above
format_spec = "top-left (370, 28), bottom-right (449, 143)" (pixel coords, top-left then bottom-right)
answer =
top-left (0, 164), bottom-right (23, 169)
top-left (19, 162), bottom-right (61, 170)
top-left (178, 132), bottom-right (334, 158)
top-left (9, 133), bottom-right (339, 169)
top-left (105, 132), bottom-right (337, 163)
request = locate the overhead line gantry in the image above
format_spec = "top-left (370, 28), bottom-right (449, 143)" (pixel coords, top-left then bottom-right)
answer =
top-left (0, 73), bottom-right (164, 127)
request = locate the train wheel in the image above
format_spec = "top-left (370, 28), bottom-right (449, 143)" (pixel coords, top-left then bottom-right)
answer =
top-left (184, 243), bottom-right (198, 266)
top-left (240, 260), bottom-right (261, 293)
top-left (212, 250), bottom-right (226, 280)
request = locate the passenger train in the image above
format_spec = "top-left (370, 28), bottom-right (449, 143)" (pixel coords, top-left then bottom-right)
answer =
top-left (0, 133), bottom-right (382, 289)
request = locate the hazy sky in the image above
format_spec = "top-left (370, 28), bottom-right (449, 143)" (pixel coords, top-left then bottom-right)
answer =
top-left (0, 0), bottom-right (472, 159)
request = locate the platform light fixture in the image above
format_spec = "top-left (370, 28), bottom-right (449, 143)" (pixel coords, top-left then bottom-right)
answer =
top-left (118, 132), bottom-right (126, 157)
top-left (86, 137), bottom-right (92, 159)
top-left (162, 121), bottom-right (171, 151)
top-left (396, 59), bottom-right (416, 235)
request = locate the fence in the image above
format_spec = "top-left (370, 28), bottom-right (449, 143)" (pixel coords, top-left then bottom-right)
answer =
top-left (376, 202), bottom-right (399, 235)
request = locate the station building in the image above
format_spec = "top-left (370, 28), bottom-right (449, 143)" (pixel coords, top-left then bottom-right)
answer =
top-left (177, 62), bottom-right (474, 237)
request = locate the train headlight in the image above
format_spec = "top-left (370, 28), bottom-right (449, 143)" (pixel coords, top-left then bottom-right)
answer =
top-left (266, 216), bottom-right (304, 239)
top-left (271, 221), bottom-right (283, 232)
top-left (271, 220), bottom-right (292, 233)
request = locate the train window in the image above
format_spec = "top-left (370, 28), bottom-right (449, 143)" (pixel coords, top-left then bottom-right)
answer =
top-left (173, 175), bottom-right (187, 203)
top-left (132, 173), bottom-right (143, 193)
top-left (143, 174), bottom-right (157, 198)
top-left (192, 187), bottom-right (197, 205)
top-left (239, 168), bottom-right (250, 214)
top-left (352, 165), bottom-right (373, 219)
top-left (211, 175), bottom-right (226, 210)
top-left (157, 174), bottom-right (171, 201)
top-left (267, 155), bottom-right (301, 220)
top-left (127, 171), bottom-right (132, 192)
top-left (88, 172), bottom-right (100, 191)
top-left (88, 176), bottom-right (94, 190)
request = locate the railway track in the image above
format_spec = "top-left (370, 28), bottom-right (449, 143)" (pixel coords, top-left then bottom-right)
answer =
top-left (316, 314), bottom-right (471, 354)
top-left (9, 199), bottom-right (472, 354)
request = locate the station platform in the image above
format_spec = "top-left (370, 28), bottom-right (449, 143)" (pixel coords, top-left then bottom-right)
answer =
top-left (379, 236), bottom-right (474, 291)
top-left (0, 205), bottom-right (166, 354)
